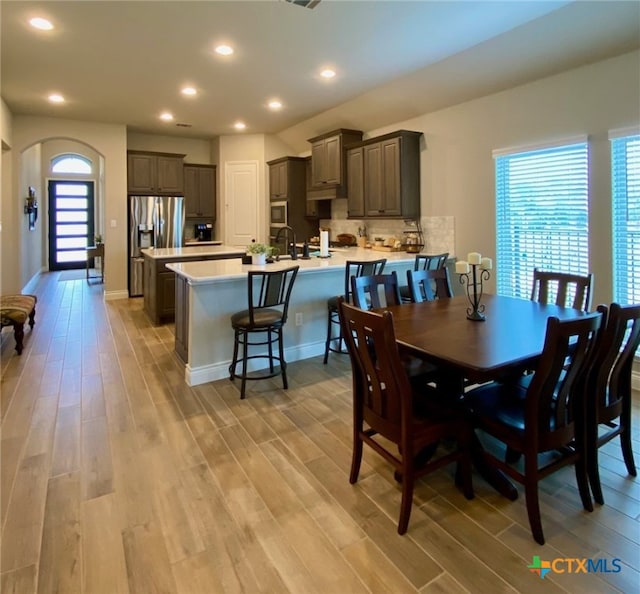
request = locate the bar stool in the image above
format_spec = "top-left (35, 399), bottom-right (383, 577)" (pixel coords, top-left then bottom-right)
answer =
top-left (229, 266), bottom-right (299, 399)
top-left (323, 258), bottom-right (386, 364)
top-left (399, 252), bottom-right (448, 302)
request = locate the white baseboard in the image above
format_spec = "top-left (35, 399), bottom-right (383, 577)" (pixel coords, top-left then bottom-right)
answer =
top-left (104, 290), bottom-right (129, 301)
top-left (185, 340), bottom-right (326, 386)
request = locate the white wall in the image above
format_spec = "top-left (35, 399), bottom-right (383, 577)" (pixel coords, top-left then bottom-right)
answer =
top-left (1, 99), bottom-right (16, 294)
top-left (127, 131), bottom-right (213, 164)
top-left (279, 49), bottom-right (640, 306)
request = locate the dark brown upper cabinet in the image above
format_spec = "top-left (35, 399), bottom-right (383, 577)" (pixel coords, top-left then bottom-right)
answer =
top-left (184, 164), bottom-right (216, 219)
top-left (304, 157), bottom-right (331, 219)
top-left (307, 128), bottom-right (363, 198)
top-left (127, 151), bottom-right (185, 195)
top-left (346, 130), bottom-right (422, 219)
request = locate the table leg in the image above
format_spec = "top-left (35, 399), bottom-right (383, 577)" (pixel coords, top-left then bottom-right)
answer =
top-left (436, 371), bottom-right (519, 501)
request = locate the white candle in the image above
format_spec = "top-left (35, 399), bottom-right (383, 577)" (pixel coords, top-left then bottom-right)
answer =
top-left (319, 230), bottom-right (329, 257)
top-left (467, 252), bottom-right (482, 265)
top-left (481, 257), bottom-right (492, 270)
top-left (455, 260), bottom-right (470, 274)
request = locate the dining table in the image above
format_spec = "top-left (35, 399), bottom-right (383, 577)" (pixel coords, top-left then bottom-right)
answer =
top-left (380, 293), bottom-right (593, 499)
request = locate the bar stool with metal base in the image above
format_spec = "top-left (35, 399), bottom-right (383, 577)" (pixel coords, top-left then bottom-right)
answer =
top-left (229, 265), bottom-right (299, 399)
top-left (323, 258), bottom-right (386, 364)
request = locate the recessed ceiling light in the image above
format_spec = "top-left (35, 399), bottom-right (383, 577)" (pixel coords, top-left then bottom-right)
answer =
top-left (320, 69), bottom-right (336, 79)
top-left (215, 44), bottom-right (234, 56)
top-left (30, 17), bottom-right (54, 30)
top-left (268, 100), bottom-right (283, 110)
top-left (234, 121), bottom-right (246, 130)
top-left (160, 112), bottom-right (174, 121)
top-left (48, 94), bottom-right (65, 103)
top-left (181, 87), bottom-right (197, 96)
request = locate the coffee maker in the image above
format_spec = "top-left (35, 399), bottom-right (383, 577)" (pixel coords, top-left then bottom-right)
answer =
top-left (194, 223), bottom-right (213, 242)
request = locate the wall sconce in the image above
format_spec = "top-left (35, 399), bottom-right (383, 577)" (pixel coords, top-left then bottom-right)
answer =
top-left (24, 186), bottom-right (38, 231)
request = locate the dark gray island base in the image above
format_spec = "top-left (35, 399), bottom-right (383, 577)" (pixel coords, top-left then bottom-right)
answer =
top-left (141, 245), bottom-right (245, 324)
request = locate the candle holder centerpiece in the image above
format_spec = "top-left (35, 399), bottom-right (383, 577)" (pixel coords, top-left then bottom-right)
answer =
top-left (455, 252), bottom-right (492, 321)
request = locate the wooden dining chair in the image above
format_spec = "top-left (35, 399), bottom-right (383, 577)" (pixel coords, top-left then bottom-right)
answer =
top-left (323, 258), bottom-right (387, 364)
top-left (584, 302), bottom-right (640, 505)
top-left (350, 271), bottom-right (403, 310)
top-left (337, 298), bottom-right (474, 534)
top-left (399, 252), bottom-right (449, 302)
top-left (530, 268), bottom-right (594, 311)
top-left (465, 311), bottom-right (602, 544)
top-left (406, 267), bottom-right (454, 303)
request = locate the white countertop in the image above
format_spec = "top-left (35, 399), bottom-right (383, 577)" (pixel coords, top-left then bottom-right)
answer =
top-left (141, 244), bottom-right (245, 259)
top-left (167, 247), bottom-right (415, 284)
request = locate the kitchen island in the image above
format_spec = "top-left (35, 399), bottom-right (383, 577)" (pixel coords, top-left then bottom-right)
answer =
top-left (167, 248), bottom-right (417, 386)
top-left (141, 244), bottom-right (245, 324)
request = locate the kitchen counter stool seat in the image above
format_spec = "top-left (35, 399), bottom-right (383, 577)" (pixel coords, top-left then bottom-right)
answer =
top-left (229, 266), bottom-right (299, 399)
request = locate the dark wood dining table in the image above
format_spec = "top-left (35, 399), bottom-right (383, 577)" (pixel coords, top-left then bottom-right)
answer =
top-left (381, 294), bottom-right (592, 498)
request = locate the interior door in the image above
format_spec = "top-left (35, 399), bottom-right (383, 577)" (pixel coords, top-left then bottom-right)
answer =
top-left (225, 161), bottom-right (259, 246)
top-left (48, 180), bottom-right (95, 270)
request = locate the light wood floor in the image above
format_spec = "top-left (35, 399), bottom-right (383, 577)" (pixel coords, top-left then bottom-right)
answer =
top-left (1, 272), bottom-right (638, 594)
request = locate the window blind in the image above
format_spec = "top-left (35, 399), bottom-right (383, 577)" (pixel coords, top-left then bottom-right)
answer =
top-left (611, 134), bottom-right (640, 305)
top-left (495, 142), bottom-right (589, 299)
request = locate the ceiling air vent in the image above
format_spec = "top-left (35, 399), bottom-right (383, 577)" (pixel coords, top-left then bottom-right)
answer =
top-left (284, 0), bottom-right (321, 9)
top-left (176, 123), bottom-right (192, 128)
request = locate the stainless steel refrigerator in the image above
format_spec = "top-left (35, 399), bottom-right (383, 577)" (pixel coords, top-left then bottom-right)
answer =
top-left (128, 195), bottom-right (185, 296)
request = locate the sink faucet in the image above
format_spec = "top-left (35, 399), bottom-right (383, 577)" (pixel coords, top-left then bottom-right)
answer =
top-left (274, 226), bottom-right (297, 260)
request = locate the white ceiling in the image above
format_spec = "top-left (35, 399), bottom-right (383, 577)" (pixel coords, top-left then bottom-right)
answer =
top-left (2, 0), bottom-right (639, 144)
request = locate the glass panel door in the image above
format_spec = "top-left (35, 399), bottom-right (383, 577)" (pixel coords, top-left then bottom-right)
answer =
top-left (48, 180), bottom-right (95, 270)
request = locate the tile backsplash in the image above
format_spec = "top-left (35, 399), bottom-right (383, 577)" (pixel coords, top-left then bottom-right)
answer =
top-left (317, 199), bottom-right (455, 256)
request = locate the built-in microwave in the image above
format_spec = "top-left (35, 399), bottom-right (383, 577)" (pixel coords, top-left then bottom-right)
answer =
top-left (270, 201), bottom-right (288, 227)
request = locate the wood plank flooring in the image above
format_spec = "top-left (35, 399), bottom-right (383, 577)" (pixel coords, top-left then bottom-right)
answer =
top-left (1, 271), bottom-right (639, 593)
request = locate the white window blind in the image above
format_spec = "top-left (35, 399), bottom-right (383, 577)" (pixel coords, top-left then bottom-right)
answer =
top-left (495, 142), bottom-right (589, 299)
top-left (611, 134), bottom-right (640, 305)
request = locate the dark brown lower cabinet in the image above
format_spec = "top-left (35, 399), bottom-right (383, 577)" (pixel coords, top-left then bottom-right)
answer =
top-left (143, 252), bottom-right (244, 325)
top-left (174, 273), bottom-right (189, 362)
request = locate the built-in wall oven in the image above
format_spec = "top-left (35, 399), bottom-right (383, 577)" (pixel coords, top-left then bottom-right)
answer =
top-left (270, 201), bottom-right (288, 227)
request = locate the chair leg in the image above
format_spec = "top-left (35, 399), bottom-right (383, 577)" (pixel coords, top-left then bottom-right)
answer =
top-left (240, 330), bottom-right (248, 399)
top-left (229, 328), bottom-right (239, 379)
top-left (323, 307), bottom-right (333, 364)
top-left (349, 431), bottom-right (363, 485)
top-left (28, 307), bottom-right (36, 329)
top-left (586, 431), bottom-right (605, 505)
top-left (268, 328), bottom-right (275, 373)
top-left (278, 327), bottom-right (288, 390)
top-left (524, 455), bottom-right (545, 545)
top-left (620, 408), bottom-right (637, 476)
top-left (574, 452), bottom-right (593, 512)
top-left (455, 436), bottom-right (474, 500)
top-left (398, 454), bottom-right (415, 535)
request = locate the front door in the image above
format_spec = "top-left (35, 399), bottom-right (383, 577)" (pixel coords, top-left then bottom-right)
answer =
top-left (48, 180), bottom-right (95, 270)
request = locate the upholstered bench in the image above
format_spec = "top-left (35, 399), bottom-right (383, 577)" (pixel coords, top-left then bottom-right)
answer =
top-left (0, 294), bottom-right (37, 355)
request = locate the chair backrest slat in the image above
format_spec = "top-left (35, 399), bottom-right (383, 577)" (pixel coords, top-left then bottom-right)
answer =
top-left (589, 303), bottom-right (640, 421)
top-left (351, 272), bottom-right (402, 310)
top-left (530, 268), bottom-right (594, 311)
top-left (337, 298), bottom-right (412, 442)
top-left (524, 312), bottom-right (602, 448)
top-left (248, 266), bottom-right (299, 325)
top-left (406, 268), bottom-right (453, 303)
top-left (414, 253), bottom-right (448, 271)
